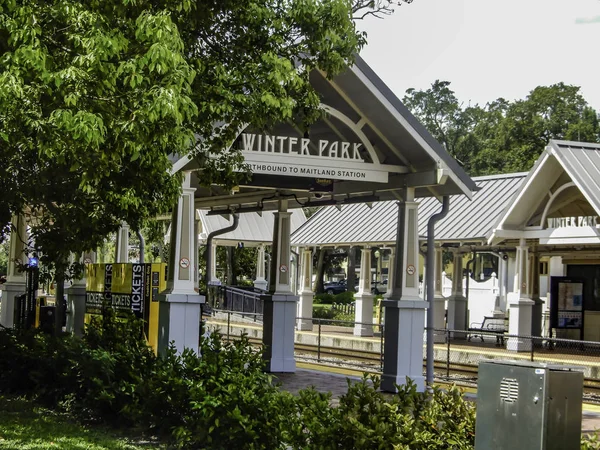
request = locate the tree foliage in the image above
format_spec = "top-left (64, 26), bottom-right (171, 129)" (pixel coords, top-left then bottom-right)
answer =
top-left (403, 80), bottom-right (600, 175)
top-left (1, 0), bottom-right (403, 268)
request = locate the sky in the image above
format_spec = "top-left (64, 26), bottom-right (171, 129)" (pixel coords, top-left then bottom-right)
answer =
top-left (358, 0), bottom-right (600, 110)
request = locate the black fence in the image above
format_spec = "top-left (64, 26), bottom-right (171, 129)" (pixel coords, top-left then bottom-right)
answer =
top-left (429, 328), bottom-right (600, 391)
top-left (207, 285), bottom-right (266, 321)
top-left (331, 302), bottom-right (355, 315)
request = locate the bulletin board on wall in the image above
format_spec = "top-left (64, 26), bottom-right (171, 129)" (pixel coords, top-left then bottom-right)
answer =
top-left (549, 276), bottom-right (584, 340)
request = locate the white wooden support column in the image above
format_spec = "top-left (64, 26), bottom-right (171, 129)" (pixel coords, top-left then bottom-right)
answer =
top-left (383, 247), bottom-right (395, 299)
top-left (208, 242), bottom-right (220, 285)
top-left (263, 199), bottom-right (297, 372)
top-left (194, 214), bottom-right (200, 286)
top-left (529, 249), bottom-right (543, 337)
top-left (447, 249), bottom-right (467, 336)
top-left (507, 237), bottom-right (533, 351)
top-left (66, 251), bottom-right (96, 336)
top-left (496, 252), bottom-right (508, 314)
top-left (0, 215), bottom-right (28, 328)
top-left (157, 172), bottom-right (203, 356)
top-left (354, 246), bottom-right (374, 336)
top-left (432, 244), bottom-right (446, 342)
top-left (253, 244), bottom-right (268, 290)
top-left (297, 248), bottom-right (313, 331)
top-left (382, 189), bottom-right (427, 392)
top-left (115, 222), bottom-right (129, 263)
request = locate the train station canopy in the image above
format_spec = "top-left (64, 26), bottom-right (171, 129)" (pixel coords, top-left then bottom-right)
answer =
top-left (171, 55), bottom-right (477, 213)
top-left (198, 209), bottom-right (306, 247)
top-left (489, 140), bottom-right (600, 246)
top-left (290, 173), bottom-right (526, 248)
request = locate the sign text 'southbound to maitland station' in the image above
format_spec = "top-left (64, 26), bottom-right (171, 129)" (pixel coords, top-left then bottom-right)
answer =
top-left (240, 133), bottom-right (365, 161)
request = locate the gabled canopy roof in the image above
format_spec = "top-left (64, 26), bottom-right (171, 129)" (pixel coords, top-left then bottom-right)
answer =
top-left (198, 209), bottom-right (306, 246)
top-left (489, 140), bottom-right (600, 245)
top-left (290, 173), bottom-right (526, 247)
top-left (173, 54), bottom-right (477, 213)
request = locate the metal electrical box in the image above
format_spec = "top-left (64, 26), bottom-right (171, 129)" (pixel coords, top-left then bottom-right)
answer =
top-left (475, 360), bottom-right (583, 450)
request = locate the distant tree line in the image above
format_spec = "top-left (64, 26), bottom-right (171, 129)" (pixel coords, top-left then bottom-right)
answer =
top-left (403, 80), bottom-right (600, 175)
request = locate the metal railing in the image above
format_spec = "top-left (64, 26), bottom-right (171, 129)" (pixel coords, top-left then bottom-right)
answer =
top-left (428, 328), bottom-right (600, 391)
top-left (209, 286), bottom-right (265, 321)
top-left (204, 311), bottom-right (600, 400)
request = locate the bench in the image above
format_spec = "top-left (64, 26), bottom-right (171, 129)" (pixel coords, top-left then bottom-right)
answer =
top-left (468, 316), bottom-right (508, 346)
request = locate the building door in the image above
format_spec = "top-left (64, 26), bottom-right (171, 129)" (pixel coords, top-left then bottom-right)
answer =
top-left (567, 265), bottom-right (600, 340)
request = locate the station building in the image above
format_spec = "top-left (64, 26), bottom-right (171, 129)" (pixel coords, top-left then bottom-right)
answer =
top-left (291, 140), bottom-right (600, 350)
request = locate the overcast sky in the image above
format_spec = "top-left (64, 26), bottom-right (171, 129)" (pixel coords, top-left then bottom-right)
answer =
top-left (358, 0), bottom-right (600, 110)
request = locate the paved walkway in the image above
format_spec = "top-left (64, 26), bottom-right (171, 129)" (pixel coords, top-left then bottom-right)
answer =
top-left (274, 366), bottom-right (600, 435)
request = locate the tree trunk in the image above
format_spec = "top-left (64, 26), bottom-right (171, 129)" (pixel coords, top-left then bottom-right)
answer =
top-left (315, 248), bottom-right (327, 294)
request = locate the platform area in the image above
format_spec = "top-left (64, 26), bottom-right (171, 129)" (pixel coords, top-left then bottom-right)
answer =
top-left (206, 317), bottom-right (600, 378)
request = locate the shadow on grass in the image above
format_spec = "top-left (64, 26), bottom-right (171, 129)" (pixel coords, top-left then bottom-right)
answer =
top-left (0, 396), bottom-right (165, 450)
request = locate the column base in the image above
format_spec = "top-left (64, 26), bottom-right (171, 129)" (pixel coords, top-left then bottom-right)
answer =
top-left (447, 294), bottom-right (467, 339)
top-left (253, 278), bottom-right (268, 291)
top-left (66, 284), bottom-right (86, 336)
top-left (507, 295), bottom-right (534, 352)
top-left (296, 291), bottom-right (313, 331)
top-left (432, 296), bottom-right (447, 343)
top-left (157, 293), bottom-right (204, 356)
top-left (263, 294), bottom-right (297, 373)
top-left (0, 280), bottom-right (26, 328)
top-left (381, 300), bottom-right (427, 393)
top-left (354, 292), bottom-right (374, 337)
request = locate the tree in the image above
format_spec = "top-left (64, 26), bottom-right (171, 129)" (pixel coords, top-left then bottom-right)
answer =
top-left (403, 81), bottom-right (600, 175)
top-left (1, 0), bottom-right (407, 271)
top-left (403, 80), bottom-right (485, 173)
top-left (0, 240), bottom-right (8, 275)
top-left (352, 0), bottom-right (413, 19)
top-left (492, 83), bottom-right (600, 172)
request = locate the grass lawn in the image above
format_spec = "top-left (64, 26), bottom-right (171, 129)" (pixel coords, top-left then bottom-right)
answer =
top-left (0, 396), bottom-right (165, 450)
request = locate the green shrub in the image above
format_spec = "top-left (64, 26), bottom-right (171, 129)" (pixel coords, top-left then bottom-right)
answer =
top-left (313, 293), bottom-right (335, 304)
top-left (334, 291), bottom-right (354, 304)
top-left (15, 311), bottom-right (600, 449)
top-left (0, 312), bottom-right (293, 449)
top-left (283, 375), bottom-right (476, 450)
top-left (583, 433), bottom-right (600, 449)
top-left (312, 306), bottom-right (335, 321)
top-left (143, 334), bottom-right (290, 449)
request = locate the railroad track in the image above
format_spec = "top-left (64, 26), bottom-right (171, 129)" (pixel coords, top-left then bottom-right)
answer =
top-left (224, 334), bottom-right (600, 400)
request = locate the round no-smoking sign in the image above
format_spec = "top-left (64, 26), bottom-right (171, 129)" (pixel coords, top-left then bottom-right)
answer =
top-left (279, 264), bottom-right (288, 273)
top-left (179, 257), bottom-right (190, 269)
top-left (406, 264), bottom-right (416, 276)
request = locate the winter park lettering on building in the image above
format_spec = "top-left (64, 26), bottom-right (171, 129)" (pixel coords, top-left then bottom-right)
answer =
top-left (238, 133), bottom-right (390, 183)
top-left (547, 216), bottom-right (599, 229)
top-left (240, 133), bottom-right (365, 161)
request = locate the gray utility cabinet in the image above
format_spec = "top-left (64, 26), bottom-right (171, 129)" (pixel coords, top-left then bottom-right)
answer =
top-left (475, 360), bottom-right (583, 450)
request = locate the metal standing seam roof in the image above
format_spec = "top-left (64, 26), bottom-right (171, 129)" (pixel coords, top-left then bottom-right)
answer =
top-left (548, 140), bottom-right (600, 216)
top-left (198, 209), bottom-right (306, 245)
top-left (290, 172), bottom-right (527, 247)
top-left (171, 54), bottom-right (478, 211)
top-left (489, 140), bottom-right (600, 242)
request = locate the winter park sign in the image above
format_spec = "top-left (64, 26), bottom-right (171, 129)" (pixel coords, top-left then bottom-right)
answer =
top-left (237, 133), bottom-right (399, 183)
